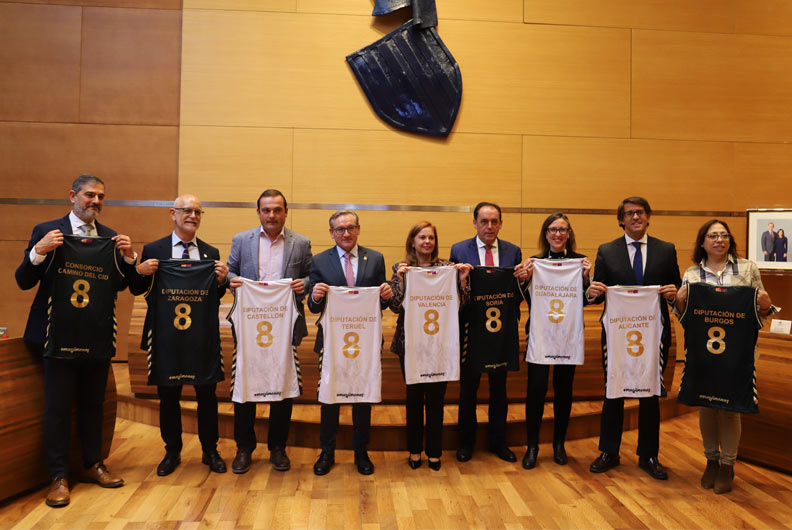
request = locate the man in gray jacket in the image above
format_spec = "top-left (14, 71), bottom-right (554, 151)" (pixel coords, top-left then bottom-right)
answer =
top-left (227, 189), bottom-right (312, 473)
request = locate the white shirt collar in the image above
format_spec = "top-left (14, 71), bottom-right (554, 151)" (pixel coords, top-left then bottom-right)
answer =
top-left (259, 226), bottom-right (285, 243)
top-left (171, 231), bottom-right (197, 247)
top-left (624, 233), bottom-right (648, 245)
top-left (476, 236), bottom-right (497, 249)
top-left (336, 244), bottom-right (358, 259)
top-left (69, 211), bottom-right (96, 234)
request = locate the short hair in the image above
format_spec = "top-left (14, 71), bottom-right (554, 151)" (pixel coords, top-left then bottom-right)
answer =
top-left (403, 221), bottom-right (439, 266)
top-left (72, 174), bottom-right (104, 194)
top-left (769, 222), bottom-right (775, 226)
top-left (328, 209), bottom-right (359, 228)
top-left (617, 196), bottom-right (652, 228)
top-left (691, 219), bottom-right (738, 264)
top-left (257, 189), bottom-right (287, 210)
top-left (537, 212), bottom-right (577, 255)
top-left (473, 201), bottom-right (502, 221)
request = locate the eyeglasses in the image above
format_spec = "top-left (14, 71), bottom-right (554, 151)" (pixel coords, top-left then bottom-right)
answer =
top-left (624, 209), bottom-right (646, 218)
top-left (174, 208), bottom-right (204, 216)
top-left (332, 225), bottom-right (359, 235)
top-left (547, 227), bottom-right (569, 235)
top-left (706, 233), bottom-right (730, 241)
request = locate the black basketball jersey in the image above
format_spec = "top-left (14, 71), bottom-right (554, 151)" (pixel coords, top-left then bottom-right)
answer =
top-left (462, 266), bottom-right (522, 372)
top-left (142, 260), bottom-right (223, 386)
top-left (678, 283), bottom-right (762, 413)
top-left (44, 235), bottom-right (124, 360)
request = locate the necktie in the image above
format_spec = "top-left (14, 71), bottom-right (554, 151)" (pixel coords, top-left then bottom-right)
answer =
top-left (344, 252), bottom-right (355, 286)
top-left (180, 240), bottom-right (191, 259)
top-left (632, 241), bottom-right (643, 284)
top-left (80, 224), bottom-right (92, 236)
top-left (485, 244), bottom-right (494, 266)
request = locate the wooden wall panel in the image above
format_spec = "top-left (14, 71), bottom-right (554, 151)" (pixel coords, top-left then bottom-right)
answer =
top-left (522, 136), bottom-right (735, 211)
top-left (632, 30), bottom-right (792, 143)
top-left (179, 126), bottom-right (294, 202)
top-left (184, 0), bottom-right (295, 11)
top-left (80, 7), bottom-right (182, 125)
top-left (1, 0), bottom-right (182, 7)
top-left (0, 3), bottom-right (81, 123)
top-left (292, 130), bottom-right (522, 206)
top-left (296, 0), bottom-right (524, 22)
top-left (181, 11), bottom-right (630, 137)
top-left (523, 0), bottom-right (733, 33)
top-left (734, 143), bottom-right (792, 209)
top-left (0, 122), bottom-right (178, 199)
top-left (736, 0), bottom-right (792, 37)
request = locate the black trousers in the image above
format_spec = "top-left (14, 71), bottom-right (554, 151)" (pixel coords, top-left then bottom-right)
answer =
top-left (157, 383), bottom-right (218, 454)
top-left (525, 363), bottom-right (576, 447)
top-left (43, 356), bottom-right (110, 479)
top-left (233, 399), bottom-right (293, 452)
top-left (319, 403), bottom-right (371, 454)
top-left (457, 362), bottom-right (508, 450)
top-left (400, 356), bottom-right (447, 458)
top-left (598, 395), bottom-right (660, 457)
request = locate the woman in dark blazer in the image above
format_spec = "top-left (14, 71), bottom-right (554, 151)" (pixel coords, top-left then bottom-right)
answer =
top-left (774, 228), bottom-right (787, 262)
top-left (520, 213), bottom-right (591, 469)
top-left (389, 222), bottom-right (471, 471)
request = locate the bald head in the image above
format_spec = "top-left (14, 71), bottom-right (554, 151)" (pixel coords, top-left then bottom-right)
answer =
top-left (170, 194), bottom-right (203, 241)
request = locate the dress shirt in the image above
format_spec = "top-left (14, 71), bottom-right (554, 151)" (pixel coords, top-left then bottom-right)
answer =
top-left (625, 233), bottom-right (648, 275)
top-left (476, 236), bottom-right (499, 267)
top-left (336, 244), bottom-right (359, 283)
top-left (258, 227), bottom-right (285, 281)
top-left (171, 232), bottom-right (200, 260)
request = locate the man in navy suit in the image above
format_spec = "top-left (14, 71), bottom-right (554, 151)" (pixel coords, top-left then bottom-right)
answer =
top-left (450, 201), bottom-right (528, 463)
top-left (16, 174), bottom-right (135, 507)
top-left (308, 209), bottom-right (392, 476)
top-left (129, 194), bottom-right (230, 477)
top-left (586, 196), bottom-right (681, 480)
top-left (226, 189), bottom-right (312, 474)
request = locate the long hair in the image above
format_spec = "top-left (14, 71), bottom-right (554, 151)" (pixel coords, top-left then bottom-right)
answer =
top-left (404, 221), bottom-right (439, 266)
top-left (537, 212), bottom-right (577, 256)
top-left (692, 219), bottom-right (739, 263)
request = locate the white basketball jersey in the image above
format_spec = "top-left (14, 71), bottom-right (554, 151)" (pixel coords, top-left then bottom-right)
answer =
top-left (227, 278), bottom-right (300, 403)
top-left (318, 286), bottom-right (382, 404)
top-left (526, 259), bottom-right (585, 365)
top-left (403, 266), bottom-right (460, 384)
top-left (602, 285), bottom-right (663, 399)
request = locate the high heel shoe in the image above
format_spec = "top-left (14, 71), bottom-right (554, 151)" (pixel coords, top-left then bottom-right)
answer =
top-left (428, 459), bottom-right (441, 471)
top-left (408, 455), bottom-right (422, 469)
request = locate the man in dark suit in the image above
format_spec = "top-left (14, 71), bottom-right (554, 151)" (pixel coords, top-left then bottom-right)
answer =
top-left (16, 174), bottom-right (134, 507)
top-left (129, 194), bottom-right (229, 476)
top-left (586, 196), bottom-right (681, 480)
top-left (226, 189), bottom-right (312, 474)
top-left (450, 201), bottom-right (528, 463)
top-left (308, 209), bottom-right (392, 476)
top-left (761, 222), bottom-right (776, 261)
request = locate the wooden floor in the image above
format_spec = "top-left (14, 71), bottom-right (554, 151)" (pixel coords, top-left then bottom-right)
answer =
top-left (2, 414), bottom-right (791, 529)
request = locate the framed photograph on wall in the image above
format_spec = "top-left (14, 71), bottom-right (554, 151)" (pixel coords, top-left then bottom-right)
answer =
top-left (747, 209), bottom-right (791, 270)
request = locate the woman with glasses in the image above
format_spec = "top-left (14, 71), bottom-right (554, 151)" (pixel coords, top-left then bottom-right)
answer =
top-left (774, 228), bottom-right (787, 262)
top-left (389, 222), bottom-right (471, 471)
top-left (674, 219), bottom-right (776, 493)
top-left (519, 213), bottom-right (591, 469)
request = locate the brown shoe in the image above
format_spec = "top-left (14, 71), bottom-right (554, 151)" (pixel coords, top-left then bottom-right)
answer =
top-left (45, 477), bottom-right (70, 507)
top-left (714, 463), bottom-right (734, 494)
top-left (80, 462), bottom-right (125, 488)
top-left (701, 459), bottom-right (719, 489)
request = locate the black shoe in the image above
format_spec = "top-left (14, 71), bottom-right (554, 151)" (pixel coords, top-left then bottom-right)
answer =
top-left (156, 452), bottom-right (181, 476)
top-left (355, 452), bottom-right (374, 475)
top-left (313, 452), bottom-right (334, 476)
top-left (638, 456), bottom-right (668, 480)
top-left (456, 446), bottom-right (473, 462)
top-left (202, 450), bottom-right (227, 473)
top-left (408, 455), bottom-right (422, 470)
top-left (270, 447), bottom-right (291, 472)
top-left (428, 459), bottom-right (442, 471)
top-left (553, 442), bottom-right (568, 466)
top-left (589, 452), bottom-right (620, 473)
top-left (522, 446), bottom-right (538, 470)
top-left (490, 446), bottom-right (517, 463)
top-left (231, 450), bottom-right (251, 474)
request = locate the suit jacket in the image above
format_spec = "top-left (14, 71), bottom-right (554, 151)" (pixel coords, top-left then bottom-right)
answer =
top-left (128, 235), bottom-right (226, 297)
top-left (592, 234), bottom-right (681, 369)
top-left (449, 236), bottom-right (522, 268)
top-left (227, 226), bottom-right (312, 345)
top-left (15, 214), bottom-right (133, 346)
top-left (761, 230), bottom-right (776, 255)
top-left (307, 245), bottom-right (387, 354)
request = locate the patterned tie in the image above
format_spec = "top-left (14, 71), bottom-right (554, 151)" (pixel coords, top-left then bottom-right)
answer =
top-left (484, 244), bottom-right (494, 266)
top-left (632, 241), bottom-right (643, 284)
top-left (80, 224), bottom-right (92, 236)
top-left (180, 240), bottom-right (191, 260)
top-left (344, 251), bottom-right (355, 286)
